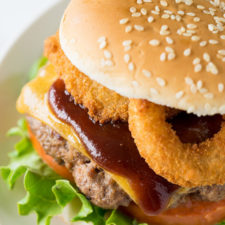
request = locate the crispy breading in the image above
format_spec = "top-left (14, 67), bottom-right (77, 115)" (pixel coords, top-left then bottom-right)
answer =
top-left (129, 99), bottom-right (225, 187)
top-left (44, 34), bottom-right (129, 123)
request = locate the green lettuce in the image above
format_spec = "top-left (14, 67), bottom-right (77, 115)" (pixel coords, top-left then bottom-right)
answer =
top-left (1, 118), bottom-right (146, 225)
top-left (29, 56), bottom-right (48, 80)
top-left (217, 222), bottom-right (225, 225)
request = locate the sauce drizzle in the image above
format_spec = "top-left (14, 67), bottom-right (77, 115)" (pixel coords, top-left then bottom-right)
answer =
top-left (48, 79), bottom-right (179, 215)
top-left (168, 112), bottom-right (222, 144)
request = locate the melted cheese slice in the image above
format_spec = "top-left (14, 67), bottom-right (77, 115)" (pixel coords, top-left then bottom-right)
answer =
top-left (17, 64), bottom-right (136, 202)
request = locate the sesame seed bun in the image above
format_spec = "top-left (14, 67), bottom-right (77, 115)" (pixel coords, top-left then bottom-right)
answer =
top-left (60, 0), bottom-right (225, 116)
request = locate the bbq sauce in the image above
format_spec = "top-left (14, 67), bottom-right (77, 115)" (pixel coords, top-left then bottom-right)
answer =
top-left (48, 79), bottom-right (179, 215)
top-left (168, 112), bottom-right (222, 144)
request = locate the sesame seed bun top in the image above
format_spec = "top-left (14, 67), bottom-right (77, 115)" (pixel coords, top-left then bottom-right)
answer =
top-left (60, 0), bottom-right (225, 116)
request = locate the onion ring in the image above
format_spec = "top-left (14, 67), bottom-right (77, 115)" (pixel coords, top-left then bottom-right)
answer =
top-left (44, 34), bottom-right (129, 124)
top-left (128, 99), bottom-right (225, 187)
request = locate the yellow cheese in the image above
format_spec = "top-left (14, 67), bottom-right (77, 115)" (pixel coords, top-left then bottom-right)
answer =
top-left (17, 63), bottom-right (136, 203)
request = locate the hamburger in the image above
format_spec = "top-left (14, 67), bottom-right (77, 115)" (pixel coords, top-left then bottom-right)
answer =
top-left (3, 0), bottom-right (225, 224)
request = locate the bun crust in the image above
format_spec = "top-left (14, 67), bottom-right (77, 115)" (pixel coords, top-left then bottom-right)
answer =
top-left (60, 0), bottom-right (225, 116)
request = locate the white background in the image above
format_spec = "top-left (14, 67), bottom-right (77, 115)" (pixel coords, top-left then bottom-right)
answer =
top-left (0, 0), bottom-right (60, 53)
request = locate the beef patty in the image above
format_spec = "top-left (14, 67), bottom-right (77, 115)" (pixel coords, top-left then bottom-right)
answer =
top-left (27, 116), bottom-right (131, 209)
top-left (27, 116), bottom-right (225, 210)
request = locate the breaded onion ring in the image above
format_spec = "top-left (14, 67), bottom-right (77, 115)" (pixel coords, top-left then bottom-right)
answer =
top-left (129, 99), bottom-right (225, 187)
top-left (44, 34), bottom-right (129, 124)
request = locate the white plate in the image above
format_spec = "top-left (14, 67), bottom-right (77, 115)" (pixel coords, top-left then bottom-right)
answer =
top-left (0, 1), bottom-right (84, 224)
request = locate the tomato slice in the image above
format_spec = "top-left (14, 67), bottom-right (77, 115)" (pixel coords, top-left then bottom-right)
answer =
top-left (28, 127), bottom-right (74, 182)
top-left (122, 200), bottom-right (225, 225)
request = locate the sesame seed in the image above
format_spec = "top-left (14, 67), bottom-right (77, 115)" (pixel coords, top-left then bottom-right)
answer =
top-left (132, 81), bottom-right (139, 87)
top-left (175, 91), bottom-right (184, 99)
top-left (124, 45), bottom-right (131, 51)
top-left (141, 8), bottom-right (147, 15)
top-left (142, 69), bottom-right (152, 78)
top-left (151, 10), bottom-right (160, 15)
top-left (219, 105), bottom-right (225, 113)
top-left (165, 46), bottom-right (174, 53)
top-left (124, 54), bottom-right (130, 63)
top-left (186, 12), bottom-right (195, 17)
top-left (155, 5), bottom-right (160, 11)
top-left (177, 27), bottom-right (185, 35)
top-left (185, 77), bottom-right (193, 85)
top-left (147, 16), bottom-right (154, 23)
top-left (160, 52), bottom-right (166, 61)
top-left (134, 25), bottom-right (144, 31)
top-left (168, 52), bottom-right (176, 60)
top-left (199, 88), bottom-right (207, 94)
top-left (218, 49), bottom-right (225, 55)
top-left (191, 35), bottom-right (200, 41)
top-left (206, 62), bottom-right (218, 75)
top-left (197, 5), bottom-right (205, 10)
top-left (149, 39), bottom-right (160, 46)
top-left (120, 18), bottom-right (129, 24)
top-left (125, 25), bottom-right (133, 33)
top-left (160, 0), bottom-right (168, 7)
top-left (143, 0), bottom-right (152, 2)
top-left (187, 30), bottom-right (196, 34)
top-left (203, 53), bottom-right (210, 62)
top-left (187, 106), bottom-right (195, 113)
top-left (187, 23), bottom-right (197, 29)
top-left (176, 15), bottom-right (181, 21)
top-left (184, 48), bottom-right (191, 56)
top-left (183, 32), bottom-right (192, 37)
top-left (99, 41), bottom-right (107, 49)
top-left (132, 12), bottom-right (141, 17)
top-left (123, 40), bottom-right (132, 46)
top-left (104, 50), bottom-right (112, 59)
top-left (105, 60), bottom-right (113, 66)
top-left (128, 62), bottom-right (135, 71)
top-left (162, 14), bottom-right (170, 19)
top-left (150, 88), bottom-right (159, 95)
top-left (101, 59), bottom-right (113, 67)
top-left (208, 24), bottom-right (215, 31)
top-left (190, 84), bottom-right (197, 93)
top-left (164, 10), bottom-right (172, 14)
top-left (177, 10), bottom-right (185, 15)
top-left (160, 25), bottom-right (170, 35)
top-left (137, 0), bottom-right (143, 4)
top-left (200, 41), bottom-right (207, 47)
top-left (185, 0), bottom-right (193, 6)
top-left (194, 64), bottom-right (202, 72)
top-left (193, 57), bottom-right (200, 65)
top-left (204, 93), bottom-right (214, 99)
top-left (220, 35), bottom-right (225, 40)
top-left (171, 15), bottom-right (176, 20)
top-left (193, 17), bottom-right (200, 22)
top-left (130, 7), bottom-right (137, 13)
top-left (166, 37), bottom-right (174, 44)
top-left (218, 83), bottom-right (224, 93)
top-left (98, 36), bottom-right (106, 43)
top-left (161, 25), bottom-right (168, 30)
top-left (197, 80), bottom-right (203, 89)
top-left (209, 39), bottom-right (219, 44)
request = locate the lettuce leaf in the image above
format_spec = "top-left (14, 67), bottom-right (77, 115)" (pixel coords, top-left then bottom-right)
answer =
top-left (1, 119), bottom-right (145, 225)
top-left (1, 57), bottom-right (145, 225)
top-left (29, 56), bottom-right (48, 80)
